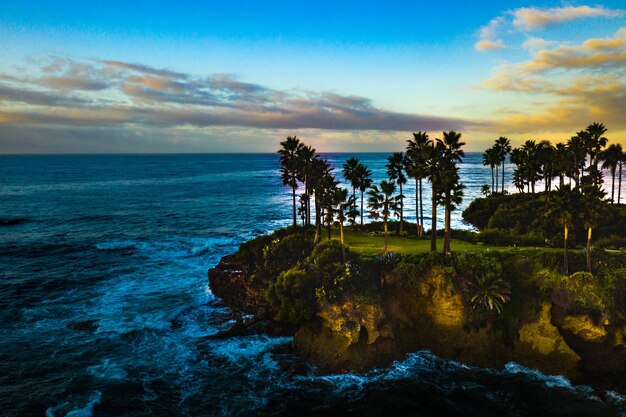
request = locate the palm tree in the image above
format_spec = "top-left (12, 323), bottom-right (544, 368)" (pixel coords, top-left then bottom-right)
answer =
top-left (496, 137), bottom-right (511, 193)
top-left (386, 152), bottom-right (407, 233)
top-left (601, 144), bottom-right (622, 203)
top-left (310, 158), bottom-right (337, 243)
top-left (581, 184), bottom-right (606, 273)
top-left (343, 157), bottom-right (360, 215)
top-left (331, 187), bottom-right (354, 262)
top-left (427, 140), bottom-right (445, 252)
top-left (354, 163), bottom-right (373, 226)
top-left (586, 122), bottom-right (608, 177)
top-left (278, 136), bottom-right (302, 225)
top-left (439, 131), bottom-right (465, 256)
top-left (538, 140), bottom-right (555, 192)
top-left (619, 150), bottom-right (625, 205)
top-left (547, 185), bottom-right (577, 275)
top-left (481, 184), bottom-right (490, 197)
top-left (367, 180), bottom-right (400, 252)
top-left (296, 145), bottom-right (317, 225)
top-left (482, 147), bottom-right (498, 194)
top-left (406, 131), bottom-right (430, 237)
top-left (567, 134), bottom-right (587, 188)
top-left (554, 142), bottom-right (569, 188)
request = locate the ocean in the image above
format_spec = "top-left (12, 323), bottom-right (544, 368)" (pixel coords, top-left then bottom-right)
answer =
top-left (1, 153), bottom-right (625, 416)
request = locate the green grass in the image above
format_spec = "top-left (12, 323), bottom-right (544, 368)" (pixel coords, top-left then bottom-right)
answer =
top-left (327, 227), bottom-right (564, 257)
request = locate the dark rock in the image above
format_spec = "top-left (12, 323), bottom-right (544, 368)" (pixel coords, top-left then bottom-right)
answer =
top-left (67, 320), bottom-right (98, 332)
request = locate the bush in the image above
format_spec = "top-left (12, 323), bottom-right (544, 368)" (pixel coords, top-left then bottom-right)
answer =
top-left (536, 269), bottom-right (608, 313)
top-left (595, 235), bottom-right (626, 250)
top-left (266, 265), bottom-right (317, 324)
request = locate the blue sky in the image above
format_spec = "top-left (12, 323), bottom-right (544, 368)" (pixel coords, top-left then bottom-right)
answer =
top-left (0, 1), bottom-right (625, 152)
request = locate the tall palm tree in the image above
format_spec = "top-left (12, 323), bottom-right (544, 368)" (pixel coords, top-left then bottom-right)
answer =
top-left (331, 187), bottom-right (354, 262)
top-left (619, 150), bottom-right (625, 205)
top-left (296, 145), bottom-right (317, 225)
top-left (367, 180), bottom-right (400, 252)
top-left (496, 137), bottom-right (511, 193)
top-left (439, 131), bottom-right (465, 256)
top-left (342, 157), bottom-right (360, 214)
top-left (386, 152), bottom-right (407, 233)
top-left (601, 144), bottom-right (622, 203)
top-left (354, 163), bottom-right (373, 226)
top-left (586, 122), bottom-right (608, 177)
top-left (537, 140), bottom-right (555, 192)
top-left (310, 158), bottom-right (336, 243)
top-left (427, 140), bottom-right (445, 252)
top-left (554, 142), bottom-right (569, 188)
top-left (406, 131), bottom-right (430, 237)
top-left (567, 134), bottom-right (587, 188)
top-left (521, 140), bottom-right (542, 193)
top-left (482, 147), bottom-right (498, 194)
top-left (581, 184), bottom-right (606, 273)
top-left (278, 136), bottom-right (302, 226)
top-left (547, 185), bottom-right (577, 275)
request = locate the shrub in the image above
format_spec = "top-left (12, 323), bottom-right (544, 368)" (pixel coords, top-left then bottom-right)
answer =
top-left (595, 235), bottom-right (626, 250)
top-left (266, 265), bottom-right (317, 324)
top-left (536, 269), bottom-right (607, 313)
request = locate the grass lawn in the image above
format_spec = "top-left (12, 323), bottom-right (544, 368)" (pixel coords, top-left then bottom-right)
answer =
top-left (328, 227), bottom-right (563, 257)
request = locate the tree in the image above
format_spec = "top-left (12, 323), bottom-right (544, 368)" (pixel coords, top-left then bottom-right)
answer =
top-left (483, 147), bottom-right (498, 194)
top-left (278, 136), bottom-right (302, 226)
top-left (481, 184), bottom-right (490, 197)
top-left (309, 158), bottom-right (337, 243)
top-left (537, 140), bottom-right (555, 192)
top-left (367, 180), bottom-right (400, 252)
top-left (586, 122), bottom-right (608, 178)
top-left (438, 131), bottom-right (465, 256)
top-left (496, 137), bottom-right (511, 193)
top-left (567, 133), bottom-right (587, 188)
top-left (406, 131), bottom-right (431, 237)
top-left (554, 142), bottom-right (569, 188)
top-left (601, 144), bottom-right (622, 203)
top-left (354, 163), bottom-right (373, 226)
top-left (386, 152), bottom-right (407, 233)
top-left (342, 157), bottom-right (360, 217)
top-left (546, 185), bottom-right (577, 275)
top-left (296, 145), bottom-right (317, 225)
top-left (427, 140), bottom-right (446, 252)
top-left (619, 150), bottom-right (625, 205)
top-left (580, 184), bottom-right (607, 273)
top-left (331, 187), bottom-right (354, 262)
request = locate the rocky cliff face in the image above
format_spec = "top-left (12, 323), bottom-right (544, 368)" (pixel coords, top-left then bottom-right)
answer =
top-left (209, 249), bottom-right (626, 386)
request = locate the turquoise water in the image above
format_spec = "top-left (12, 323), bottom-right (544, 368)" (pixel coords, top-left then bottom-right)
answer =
top-left (1, 153), bottom-right (624, 416)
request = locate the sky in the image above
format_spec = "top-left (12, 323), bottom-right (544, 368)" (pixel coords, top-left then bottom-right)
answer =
top-left (0, 0), bottom-right (624, 153)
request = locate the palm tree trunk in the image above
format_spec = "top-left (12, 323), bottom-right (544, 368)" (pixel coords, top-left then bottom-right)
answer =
top-left (563, 226), bottom-right (569, 275)
top-left (495, 165), bottom-right (499, 193)
top-left (491, 167), bottom-right (494, 194)
top-left (419, 179), bottom-right (424, 237)
top-left (291, 186), bottom-right (297, 226)
top-left (559, 174), bottom-right (564, 188)
top-left (586, 226), bottom-right (592, 273)
top-left (340, 210), bottom-right (346, 263)
top-left (611, 169), bottom-right (616, 202)
top-left (360, 189), bottom-right (364, 226)
top-left (383, 217), bottom-right (388, 252)
top-left (399, 183), bottom-right (404, 234)
top-left (415, 179), bottom-right (420, 237)
top-left (444, 196), bottom-right (451, 256)
top-left (501, 161), bottom-right (505, 193)
top-left (619, 163), bottom-right (623, 204)
top-left (314, 194), bottom-right (321, 243)
top-left (431, 184), bottom-right (437, 252)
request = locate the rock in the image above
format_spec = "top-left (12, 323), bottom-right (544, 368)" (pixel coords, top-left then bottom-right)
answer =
top-left (560, 314), bottom-right (607, 343)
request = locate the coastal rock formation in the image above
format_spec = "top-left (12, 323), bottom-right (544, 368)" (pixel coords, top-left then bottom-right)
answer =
top-left (208, 240), bottom-right (626, 386)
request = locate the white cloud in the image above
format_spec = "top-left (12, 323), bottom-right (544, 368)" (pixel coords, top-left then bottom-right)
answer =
top-left (511, 6), bottom-right (624, 30)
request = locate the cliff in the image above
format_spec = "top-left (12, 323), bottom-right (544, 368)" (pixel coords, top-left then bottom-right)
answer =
top-left (208, 229), bottom-right (626, 388)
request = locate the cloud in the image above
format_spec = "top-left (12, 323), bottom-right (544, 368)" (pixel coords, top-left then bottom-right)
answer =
top-left (0, 56), bottom-right (481, 151)
top-left (511, 6), bottom-right (624, 30)
top-left (475, 5), bottom-right (624, 53)
top-left (522, 37), bottom-right (557, 52)
top-left (475, 17), bottom-right (507, 52)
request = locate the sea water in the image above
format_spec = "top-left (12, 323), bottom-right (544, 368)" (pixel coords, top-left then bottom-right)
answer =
top-left (1, 153), bottom-right (625, 416)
